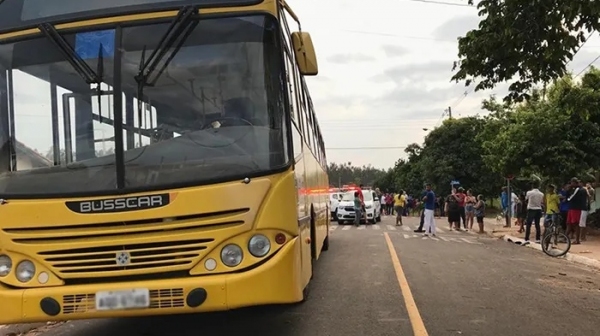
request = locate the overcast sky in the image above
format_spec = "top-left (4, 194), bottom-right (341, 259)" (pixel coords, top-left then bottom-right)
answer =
top-left (9, 0), bottom-right (600, 168)
top-left (290, 0), bottom-right (600, 169)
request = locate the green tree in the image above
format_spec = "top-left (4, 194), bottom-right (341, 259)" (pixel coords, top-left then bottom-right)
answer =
top-left (452, 0), bottom-right (600, 102)
top-left (374, 118), bottom-right (503, 198)
top-left (418, 117), bottom-right (502, 197)
top-left (327, 162), bottom-right (386, 187)
top-left (481, 69), bottom-right (600, 184)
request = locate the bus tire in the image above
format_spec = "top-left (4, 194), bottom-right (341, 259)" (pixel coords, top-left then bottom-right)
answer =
top-left (301, 282), bottom-right (311, 303)
top-left (322, 228), bottom-right (329, 252)
top-left (310, 207), bottom-right (317, 261)
top-left (297, 243), bottom-right (313, 305)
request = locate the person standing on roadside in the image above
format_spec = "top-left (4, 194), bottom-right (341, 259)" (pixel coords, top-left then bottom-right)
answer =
top-left (558, 184), bottom-right (570, 232)
top-left (501, 186), bottom-right (509, 227)
top-left (353, 191), bottom-right (363, 227)
top-left (580, 182), bottom-right (594, 241)
top-left (474, 194), bottom-right (486, 234)
top-left (524, 182), bottom-right (544, 243)
top-left (543, 184), bottom-right (560, 231)
top-left (386, 193), bottom-right (394, 215)
top-left (414, 187), bottom-right (428, 233)
top-left (356, 184), bottom-right (366, 222)
top-left (456, 187), bottom-right (467, 230)
top-left (445, 188), bottom-right (461, 230)
top-left (422, 183), bottom-right (437, 237)
top-left (566, 178), bottom-right (587, 244)
top-left (394, 190), bottom-right (406, 226)
top-left (516, 192), bottom-right (527, 233)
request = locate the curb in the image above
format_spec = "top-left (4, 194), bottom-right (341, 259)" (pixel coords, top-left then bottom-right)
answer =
top-left (501, 235), bottom-right (600, 270)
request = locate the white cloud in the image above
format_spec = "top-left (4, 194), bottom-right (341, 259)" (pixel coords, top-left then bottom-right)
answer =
top-left (291, 0), bottom-right (600, 169)
top-left (326, 53), bottom-right (376, 63)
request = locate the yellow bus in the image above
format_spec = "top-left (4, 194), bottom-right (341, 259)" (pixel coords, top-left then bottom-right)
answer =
top-left (0, 0), bottom-right (330, 324)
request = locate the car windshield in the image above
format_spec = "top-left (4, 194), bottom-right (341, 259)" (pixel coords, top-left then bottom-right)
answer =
top-left (0, 14), bottom-right (289, 197)
top-left (341, 190), bottom-right (373, 202)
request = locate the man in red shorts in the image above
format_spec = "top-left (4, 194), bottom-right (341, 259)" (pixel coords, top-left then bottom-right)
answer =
top-left (566, 177), bottom-right (587, 244)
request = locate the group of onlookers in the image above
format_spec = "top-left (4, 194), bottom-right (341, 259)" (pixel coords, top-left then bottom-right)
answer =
top-left (504, 178), bottom-right (595, 244)
top-left (443, 187), bottom-right (487, 233)
top-left (377, 185), bottom-right (487, 235)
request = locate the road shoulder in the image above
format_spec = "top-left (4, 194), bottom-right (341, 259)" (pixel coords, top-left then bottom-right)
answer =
top-left (0, 322), bottom-right (65, 336)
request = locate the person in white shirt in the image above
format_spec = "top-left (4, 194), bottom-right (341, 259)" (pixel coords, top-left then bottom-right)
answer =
top-left (524, 182), bottom-right (544, 243)
top-left (511, 191), bottom-right (519, 219)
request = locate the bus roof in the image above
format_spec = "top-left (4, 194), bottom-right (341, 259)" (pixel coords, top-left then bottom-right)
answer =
top-left (0, 0), bottom-right (262, 34)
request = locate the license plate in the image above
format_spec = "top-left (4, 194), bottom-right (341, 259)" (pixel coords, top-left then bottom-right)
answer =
top-left (95, 289), bottom-right (150, 311)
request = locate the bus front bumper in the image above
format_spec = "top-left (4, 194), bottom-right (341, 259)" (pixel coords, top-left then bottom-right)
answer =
top-left (0, 238), bottom-right (302, 324)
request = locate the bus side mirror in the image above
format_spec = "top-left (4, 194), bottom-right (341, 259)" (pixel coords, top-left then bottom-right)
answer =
top-left (291, 31), bottom-right (318, 76)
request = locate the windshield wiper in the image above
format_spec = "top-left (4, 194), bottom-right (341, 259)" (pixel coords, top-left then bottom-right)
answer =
top-left (135, 6), bottom-right (198, 99)
top-left (134, 6), bottom-right (198, 137)
top-left (38, 23), bottom-right (106, 119)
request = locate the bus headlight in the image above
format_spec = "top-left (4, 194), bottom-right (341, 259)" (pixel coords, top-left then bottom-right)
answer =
top-left (16, 260), bottom-right (35, 282)
top-left (0, 255), bottom-right (12, 277)
top-left (220, 244), bottom-right (243, 267)
top-left (248, 234), bottom-right (270, 257)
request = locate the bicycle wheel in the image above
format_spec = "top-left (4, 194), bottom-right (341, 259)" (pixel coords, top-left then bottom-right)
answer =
top-left (541, 231), bottom-right (571, 257)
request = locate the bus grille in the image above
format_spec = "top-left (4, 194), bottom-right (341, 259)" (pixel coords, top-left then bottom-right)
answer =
top-left (62, 288), bottom-right (185, 314)
top-left (40, 239), bottom-right (213, 274)
top-left (2, 209), bottom-right (248, 278)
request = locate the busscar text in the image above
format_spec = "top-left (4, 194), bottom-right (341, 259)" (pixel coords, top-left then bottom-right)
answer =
top-left (79, 195), bottom-right (164, 213)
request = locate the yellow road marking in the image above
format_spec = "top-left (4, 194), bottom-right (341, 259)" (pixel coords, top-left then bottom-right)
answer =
top-left (384, 232), bottom-right (429, 336)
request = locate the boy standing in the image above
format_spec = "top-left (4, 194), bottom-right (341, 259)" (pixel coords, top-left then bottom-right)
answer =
top-left (544, 184), bottom-right (560, 229)
top-left (422, 184), bottom-right (437, 237)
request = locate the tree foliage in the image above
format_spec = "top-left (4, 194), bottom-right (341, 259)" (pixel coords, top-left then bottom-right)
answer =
top-left (327, 162), bottom-right (386, 187)
top-left (374, 117), bottom-right (502, 197)
top-left (453, 0), bottom-right (600, 102)
top-left (374, 68), bottom-right (600, 199)
top-left (481, 68), bottom-right (600, 184)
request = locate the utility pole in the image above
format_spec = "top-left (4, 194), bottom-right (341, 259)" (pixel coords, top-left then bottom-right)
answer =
top-left (447, 106), bottom-right (452, 119)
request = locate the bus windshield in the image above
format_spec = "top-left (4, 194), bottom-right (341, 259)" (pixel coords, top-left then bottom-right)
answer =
top-left (0, 14), bottom-right (288, 197)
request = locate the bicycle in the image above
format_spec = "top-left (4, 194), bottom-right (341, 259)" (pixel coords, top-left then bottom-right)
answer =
top-left (541, 210), bottom-right (571, 257)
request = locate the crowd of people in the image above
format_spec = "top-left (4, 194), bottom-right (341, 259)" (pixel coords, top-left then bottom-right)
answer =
top-left (501, 177), bottom-right (596, 244)
top-left (371, 177), bottom-right (596, 243)
top-left (376, 185), bottom-right (488, 236)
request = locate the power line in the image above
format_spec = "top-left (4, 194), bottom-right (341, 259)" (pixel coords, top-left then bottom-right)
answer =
top-left (568, 31), bottom-right (595, 69)
top-left (434, 110), bottom-right (447, 127)
top-left (405, 0), bottom-right (473, 7)
top-left (326, 146), bottom-right (407, 150)
top-left (336, 29), bottom-right (453, 42)
top-left (320, 118), bottom-right (440, 123)
top-left (575, 53), bottom-right (600, 78)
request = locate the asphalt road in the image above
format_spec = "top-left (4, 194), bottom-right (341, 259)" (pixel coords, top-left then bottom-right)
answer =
top-left (7, 215), bottom-right (600, 336)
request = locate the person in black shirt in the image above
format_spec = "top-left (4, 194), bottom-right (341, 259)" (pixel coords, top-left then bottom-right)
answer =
top-left (445, 188), bottom-right (461, 231)
top-left (566, 178), bottom-right (587, 244)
